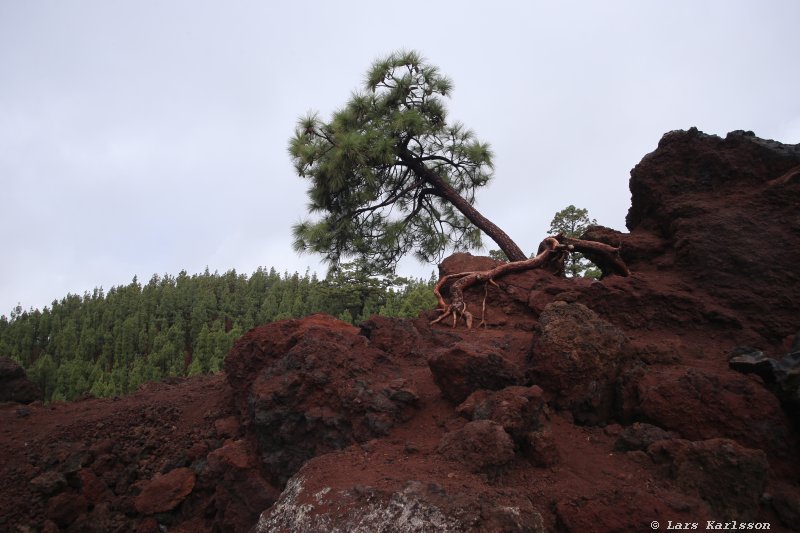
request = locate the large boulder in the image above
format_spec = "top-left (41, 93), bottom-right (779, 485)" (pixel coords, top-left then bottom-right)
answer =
top-left (428, 339), bottom-right (525, 404)
top-left (224, 314), bottom-right (420, 485)
top-left (527, 301), bottom-right (627, 424)
top-left (437, 420), bottom-right (516, 474)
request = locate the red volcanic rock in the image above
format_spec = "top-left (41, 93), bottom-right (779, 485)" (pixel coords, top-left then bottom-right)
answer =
top-left (205, 439), bottom-right (280, 533)
top-left (648, 438), bottom-right (769, 519)
top-left (627, 366), bottom-right (792, 456)
top-left (626, 129), bottom-right (800, 343)
top-left (214, 415), bottom-right (240, 439)
top-left (134, 467), bottom-right (196, 515)
top-left (522, 428), bottom-right (559, 467)
top-left (554, 488), bottom-right (711, 533)
top-left (428, 340), bottom-right (525, 404)
top-left (225, 314), bottom-right (421, 485)
top-left (456, 385), bottom-right (547, 441)
top-left (437, 420), bottom-right (516, 474)
top-left (613, 422), bottom-right (676, 452)
top-left (77, 468), bottom-right (112, 504)
top-left (359, 315), bottom-right (425, 360)
top-left (528, 301), bottom-right (627, 424)
top-left (0, 356), bottom-right (42, 404)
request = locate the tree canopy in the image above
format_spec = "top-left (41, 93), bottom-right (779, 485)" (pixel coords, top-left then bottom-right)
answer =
top-left (289, 50), bottom-right (526, 272)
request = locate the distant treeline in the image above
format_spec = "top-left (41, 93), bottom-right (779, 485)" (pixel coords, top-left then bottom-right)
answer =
top-left (0, 265), bottom-right (436, 402)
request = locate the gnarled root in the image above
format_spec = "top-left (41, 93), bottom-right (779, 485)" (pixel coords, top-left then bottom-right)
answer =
top-left (431, 236), bottom-right (629, 328)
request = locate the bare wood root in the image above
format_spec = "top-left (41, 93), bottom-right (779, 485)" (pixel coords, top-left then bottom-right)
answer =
top-left (431, 236), bottom-right (629, 328)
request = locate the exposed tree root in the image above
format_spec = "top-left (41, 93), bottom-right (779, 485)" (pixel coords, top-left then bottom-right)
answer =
top-left (431, 236), bottom-right (629, 328)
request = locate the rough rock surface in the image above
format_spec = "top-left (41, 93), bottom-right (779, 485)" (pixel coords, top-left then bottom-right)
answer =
top-left (528, 301), bottom-right (627, 424)
top-left (648, 438), bottom-right (770, 519)
top-left (626, 129), bottom-right (800, 344)
top-left (1, 129), bottom-right (799, 532)
top-left (437, 419), bottom-right (516, 474)
top-left (224, 314), bottom-right (421, 485)
top-left (133, 467), bottom-right (196, 514)
top-left (625, 366), bottom-right (792, 456)
top-left (255, 463), bottom-right (546, 533)
top-left (428, 339), bottom-right (525, 403)
top-left (456, 385), bottom-right (548, 441)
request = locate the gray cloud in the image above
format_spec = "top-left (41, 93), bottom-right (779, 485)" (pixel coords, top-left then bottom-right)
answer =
top-left (2, 0), bottom-right (799, 313)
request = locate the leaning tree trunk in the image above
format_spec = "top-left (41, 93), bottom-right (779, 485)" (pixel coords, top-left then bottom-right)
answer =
top-left (398, 150), bottom-right (630, 329)
top-left (399, 151), bottom-right (528, 262)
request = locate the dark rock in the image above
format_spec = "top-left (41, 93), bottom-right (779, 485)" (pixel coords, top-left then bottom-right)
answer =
top-left (77, 468), bottom-right (112, 504)
top-left (527, 301), bottom-right (627, 424)
top-left (213, 416), bottom-right (240, 439)
top-left (46, 492), bottom-right (89, 527)
top-left (0, 356), bottom-right (43, 404)
top-left (428, 340), bottom-right (525, 404)
top-left (647, 438), bottom-right (769, 519)
top-left (359, 315), bottom-right (424, 360)
top-left (437, 420), bottom-right (516, 474)
top-left (30, 471), bottom-right (68, 495)
top-left (728, 339), bottom-right (800, 423)
top-left (555, 488), bottom-right (708, 532)
top-left (770, 483), bottom-right (800, 530)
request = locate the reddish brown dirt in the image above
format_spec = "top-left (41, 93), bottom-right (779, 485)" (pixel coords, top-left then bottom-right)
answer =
top-left (0, 374), bottom-right (246, 532)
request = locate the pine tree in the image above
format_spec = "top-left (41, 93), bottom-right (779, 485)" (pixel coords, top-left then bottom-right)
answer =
top-left (548, 205), bottom-right (601, 278)
top-left (290, 50), bottom-right (526, 272)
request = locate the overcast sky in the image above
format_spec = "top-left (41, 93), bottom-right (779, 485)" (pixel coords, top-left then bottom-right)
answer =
top-left (2, 1), bottom-right (799, 315)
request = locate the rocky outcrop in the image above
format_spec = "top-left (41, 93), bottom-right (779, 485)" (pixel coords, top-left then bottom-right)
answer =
top-left (224, 314), bottom-right (420, 485)
top-left (437, 419), bottom-right (516, 474)
top-left (626, 128), bottom-right (800, 344)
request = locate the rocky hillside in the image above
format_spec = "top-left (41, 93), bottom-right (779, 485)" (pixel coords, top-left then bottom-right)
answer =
top-left (1, 128), bottom-right (798, 532)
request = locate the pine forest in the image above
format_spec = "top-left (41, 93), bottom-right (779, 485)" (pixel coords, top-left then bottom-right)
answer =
top-left (0, 265), bottom-right (436, 402)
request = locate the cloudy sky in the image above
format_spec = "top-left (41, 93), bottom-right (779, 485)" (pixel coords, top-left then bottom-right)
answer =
top-left (2, 1), bottom-right (799, 315)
